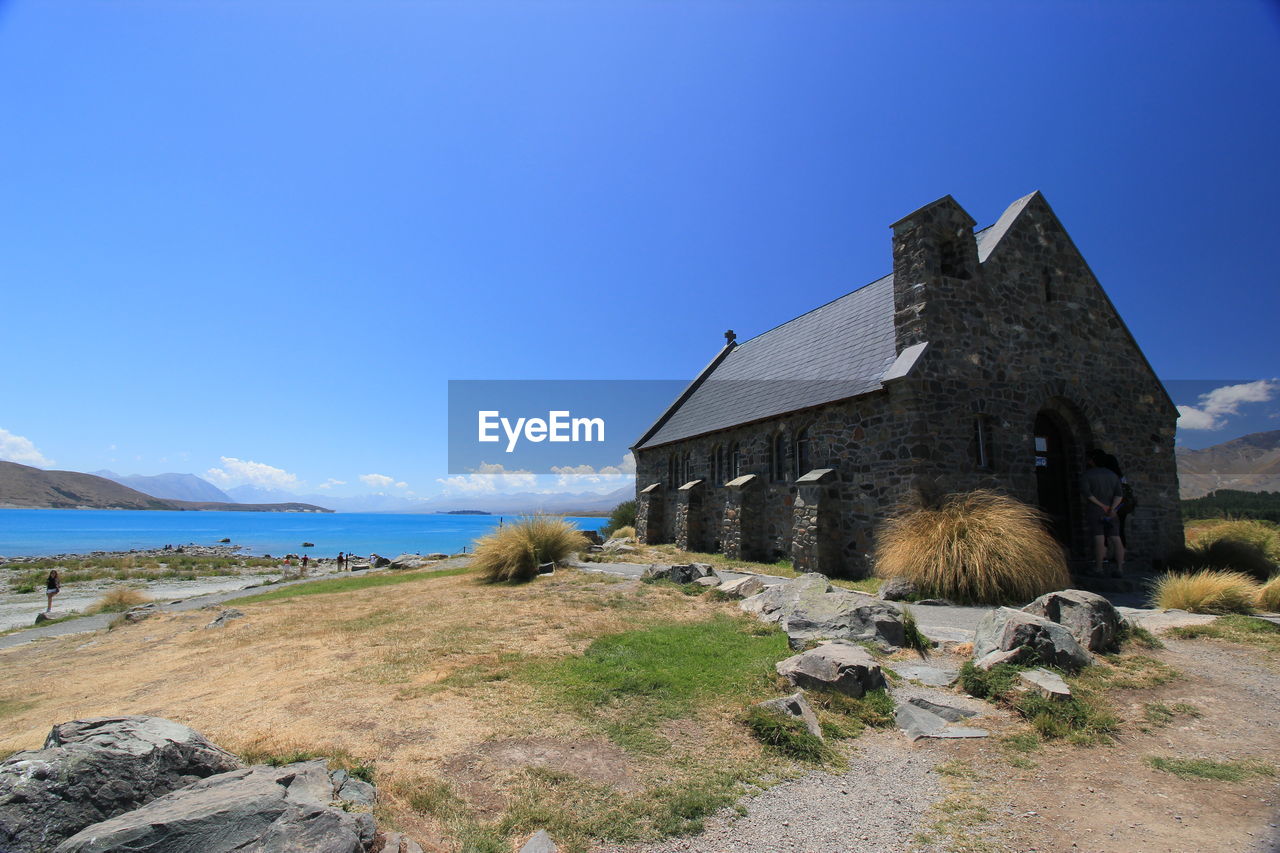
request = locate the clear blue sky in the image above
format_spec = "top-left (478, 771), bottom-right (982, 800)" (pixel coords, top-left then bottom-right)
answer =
top-left (1, 1), bottom-right (1277, 498)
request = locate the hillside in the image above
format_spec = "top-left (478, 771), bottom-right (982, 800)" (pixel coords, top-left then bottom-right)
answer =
top-left (94, 470), bottom-right (234, 503)
top-left (1176, 430), bottom-right (1280, 498)
top-left (0, 462), bottom-right (331, 512)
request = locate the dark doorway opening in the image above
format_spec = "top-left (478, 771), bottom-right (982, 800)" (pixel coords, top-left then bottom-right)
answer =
top-left (1034, 411), bottom-right (1073, 544)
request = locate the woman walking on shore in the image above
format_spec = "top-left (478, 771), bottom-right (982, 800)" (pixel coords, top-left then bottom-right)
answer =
top-left (45, 570), bottom-right (60, 612)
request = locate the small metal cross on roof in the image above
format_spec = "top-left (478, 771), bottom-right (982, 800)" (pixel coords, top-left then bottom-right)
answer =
top-left (724, 329), bottom-right (736, 344)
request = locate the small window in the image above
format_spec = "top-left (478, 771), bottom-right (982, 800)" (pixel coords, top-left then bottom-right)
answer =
top-left (729, 442), bottom-right (742, 480)
top-left (667, 454), bottom-right (676, 486)
top-left (1042, 266), bottom-right (1054, 302)
top-left (939, 236), bottom-right (970, 280)
top-left (681, 452), bottom-right (692, 486)
top-left (974, 416), bottom-right (993, 469)
top-left (770, 432), bottom-right (788, 482)
top-left (794, 427), bottom-right (811, 479)
top-left (710, 444), bottom-right (722, 485)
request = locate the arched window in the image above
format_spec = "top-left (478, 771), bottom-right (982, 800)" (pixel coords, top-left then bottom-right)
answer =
top-left (710, 444), bottom-right (723, 485)
top-left (770, 432), bottom-right (788, 482)
top-left (794, 427), bottom-right (811, 479)
top-left (729, 442), bottom-right (742, 480)
top-left (681, 452), bottom-right (692, 485)
top-left (667, 454), bottom-right (677, 487)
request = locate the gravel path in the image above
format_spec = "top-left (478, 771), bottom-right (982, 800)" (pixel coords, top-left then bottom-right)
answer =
top-left (596, 733), bottom-right (945, 853)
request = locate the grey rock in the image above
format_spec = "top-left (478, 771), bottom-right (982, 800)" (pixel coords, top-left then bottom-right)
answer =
top-left (693, 576), bottom-right (721, 588)
top-left (35, 610), bottom-right (71, 624)
top-left (642, 563), bottom-right (714, 584)
top-left (348, 563), bottom-right (372, 572)
top-left (0, 716), bottom-right (242, 853)
top-left (906, 697), bottom-right (975, 722)
top-left (1023, 589), bottom-right (1122, 652)
top-left (337, 777), bottom-right (376, 807)
top-left (775, 641), bottom-right (885, 697)
top-left (895, 703), bottom-right (988, 741)
top-left (972, 607), bottom-right (1091, 671)
top-left (389, 554), bottom-right (430, 571)
top-left (878, 577), bottom-right (916, 601)
top-left (425, 553), bottom-right (449, 561)
top-left (716, 576), bottom-right (765, 599)
top-left (740, 573), bottom-right (904, 649)
top-left (753, 691), bottom-right (823, 740)
top-left (914, 598), bottom-right (957, 607)
top-left (55, 760), bottom-right (376, 853)
top-left (973, 646), bottom-right (1032, 671)
top-left (892, 662), bottom-right (958, 687)
top-left (369, 555), bottom-right (391, 568)
top-left (1017, 667), bottom-right (1072, 701)
top-left (123, 604), bottom-right (159, 624)
top-left (519, 828), bottom-right (559, 853)
top-left (203, 609), bottom-right (244, 630)
top-left (581, 529), bottom-right (604, 546)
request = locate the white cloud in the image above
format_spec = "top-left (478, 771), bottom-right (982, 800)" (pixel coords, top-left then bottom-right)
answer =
top-left (0, 428), bottom-right (53, 467)
top-left (550, 453), bottom-right (637, 491)
top-left (359, 473), bottom-right (395, 489)
top-left (437, 462), bottom-right (539, 494)
top-left (317, 479), bottom-right (346, 490)
top-left (206, 457), bottom-right (300, 490)
top-left (1177, 379), bottom-right (1278, 431)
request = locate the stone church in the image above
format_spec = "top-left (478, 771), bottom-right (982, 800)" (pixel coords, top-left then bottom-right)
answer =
top-left (631, 192), bottom-right (1183, 577)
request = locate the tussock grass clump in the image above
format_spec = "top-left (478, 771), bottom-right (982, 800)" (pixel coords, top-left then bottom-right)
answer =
top-left (1150, 570), bottom-right (1259, 614)
top-left (1256, 575), bottom-right (1280, 611)
top-left (874, 491), bottom-right (1070, 605)
top-left (610, 525), bottom-right (636, 541)
top-left (743, 706), bottom-right (832, 762)
top-left (1168, 538), bottom-right (1278, 583)
top-left (472, 515), bottom-right (589, 583)
top-left (1192, 519), bottom-right (1280, 563)
top-left (88, 587), bottom-right (151, 614)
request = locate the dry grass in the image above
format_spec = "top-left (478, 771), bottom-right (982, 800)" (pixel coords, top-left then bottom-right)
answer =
top-left (0, 568), bottom-right (790, 850)
top-left (472, 516), bottom-right (589, 583)
top-left (1190, 519), bottom-right (1280, 563)
top-left (1151, 570), bottom-right (1260, 614)
top-left (610, 525), bottom-right (636, 541)
top-left (874, 490), bottom-right (1070, 605)
top-left (86, 587), bottom-right (152, 614)
top-left (1257, 576), bottom-right (1280, 612)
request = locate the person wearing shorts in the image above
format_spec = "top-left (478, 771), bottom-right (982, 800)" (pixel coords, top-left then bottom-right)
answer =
top-left (1082, 449), bottom-right (1125, 577)
top-left (45, 570), bottom-right (60, 612)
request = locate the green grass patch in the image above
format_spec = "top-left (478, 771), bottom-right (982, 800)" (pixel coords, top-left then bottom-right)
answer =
top-left (806, 688), bottom-right (896, 739)
top-left (1147, 756), bottom-right (1276, 781)
top-left (0, 697), bottom-right (35, 720)
top-left (233, 741), bottom-right (375, 782)
top-left (1116, 622), bottom-right (1164, 650)
top-left (235, 565), bottom-right (474, 604)
top-left (899, 605), bottom-right (932, 656)
top-left (1167, 615), bottom-right (1280, 656)
top-left (743, 706), bottom-right (833, 762)
top-left (5, 554), bottom-right (278, 591)
top-left (959, 660), bottom-right (1119, 744)
top-left (525, 614), bottom-right (790, 753)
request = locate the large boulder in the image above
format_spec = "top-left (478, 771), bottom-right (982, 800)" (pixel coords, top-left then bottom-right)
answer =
top-left (389, 554), bottom-right (431, 571)
top-left (878, 577), bottom-right (917, 602)
top-left (0, 716), bottom-right (242, 853)
top-left (369, 555), bottom-right (391, 568)
top-left (1022, 589), bottom-right (1122, 652)
top-left (55, 761), bottom-right (376, 853)
top-left (775, 641), bottom-right (885, 697)
top-left (972, 608), bottom-right (1091, 672)
top-left (716, 576), bottom-right (765, 599)
top-left (641, 563), bottom-right (715, 585)
top-left (741, 573), bottom-right (904, 649)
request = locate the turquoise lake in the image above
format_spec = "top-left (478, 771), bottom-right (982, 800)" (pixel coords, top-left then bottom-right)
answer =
top-left (0, 509), bottom-right (610, 558)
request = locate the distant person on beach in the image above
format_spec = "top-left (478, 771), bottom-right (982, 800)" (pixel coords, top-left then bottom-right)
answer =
top-left (337, 552), bottom-right (345, 570)
top-left (301, 554), bottom-right (309, 569)
top-left (45, 570), bottom-right (60, 612)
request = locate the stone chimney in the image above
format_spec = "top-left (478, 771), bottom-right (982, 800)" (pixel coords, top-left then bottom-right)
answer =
top-left (889, 195), bottom-right (979, 353)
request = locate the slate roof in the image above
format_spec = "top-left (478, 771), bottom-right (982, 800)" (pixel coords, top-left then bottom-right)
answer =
top-left (634, 225), bottom-right (994, 450)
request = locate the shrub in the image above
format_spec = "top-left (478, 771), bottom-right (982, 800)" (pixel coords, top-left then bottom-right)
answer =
top-left (1193, 519), bottom-right (1280, 562)
top-left (1167, 539), bottom-right (1277, 582)
top-left (1257, 575), bottom-right (1280, 612)
top-left (610, 525), bottom-right (636, 541)
top-left (602, 500), bottom-right (637, 538)
top-left (1150, 570), bottom-right (1259, 614)
top-left (743, 706), bottom-right (832, 762)
top-left (874, 490), bottom-right (1070, 605)
top-left (88, 587), bottom-right (151, 614)
top-left (472, 516), bottom-right (588, 583)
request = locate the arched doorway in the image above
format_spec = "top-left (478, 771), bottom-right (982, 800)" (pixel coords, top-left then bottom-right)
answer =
top-left (1034, 410), bottom-right (1073, 546)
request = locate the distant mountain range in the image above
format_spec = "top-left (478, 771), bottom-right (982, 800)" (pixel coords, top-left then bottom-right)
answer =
top-left (225, 483), bottom-right (631, 515)
top-left (0, 462), bottom-right (331, 512)
top-left (1176, 430), bottom-right (1280, 498)
top-left (94, 470), bottom-right (235, 503)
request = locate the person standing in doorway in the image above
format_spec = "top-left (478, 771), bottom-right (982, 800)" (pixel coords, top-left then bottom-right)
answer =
top-left (1083, 449), bottom-right (1125, 577)
top-left (45, 570), bottom-right (61, 612)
